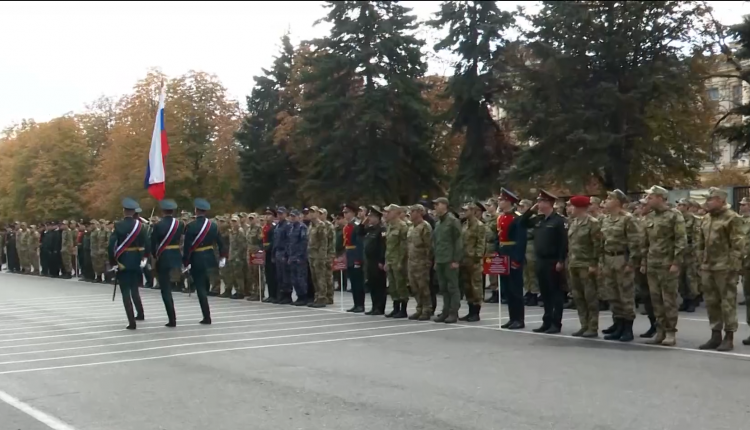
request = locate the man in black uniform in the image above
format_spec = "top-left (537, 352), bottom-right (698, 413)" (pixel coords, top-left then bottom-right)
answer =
top-left (49, 222), bottom-right (62, 278)
top-left (262, 207), bottom-right (278, 303)
top-left (41, 223), bottom-right (53, 276)
top-left (182, 198), bottom-right (226, 325)
top-left (519, 189), bottom-right (568, 334)
top-left (359, 205), bottom-right (387, 315)
top-left (108, 198), bottom-right (148, 330)
top-left (151, 199), bottom-right (184, 327)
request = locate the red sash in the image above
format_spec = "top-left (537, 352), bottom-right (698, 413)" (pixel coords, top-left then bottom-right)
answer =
top-left (156, 218), bottom-right (179, 258)
top-left (114, 220), bottom-right (142, 260)
top-left (188, 218), bottom-right (212, 256)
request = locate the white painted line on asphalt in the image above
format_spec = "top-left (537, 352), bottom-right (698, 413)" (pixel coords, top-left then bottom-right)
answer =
top-left (0, 319), bottom-right (411, 360)
top-left (0, 298), bottom-right (184, 315)
top-left (0, 311), bottom-right (343, 344)
top-left (0, 314), bottom-right (351, 350)
top-left (0, 294), bottom-right (109, 307)
top-left (0, 326), bottom-right (466, 375)
top-left (0, 388), bottom-right (76, 430)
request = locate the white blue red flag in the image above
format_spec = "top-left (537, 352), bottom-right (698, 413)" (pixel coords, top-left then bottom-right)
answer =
top-left (144, 87), bottom-right (169, 201)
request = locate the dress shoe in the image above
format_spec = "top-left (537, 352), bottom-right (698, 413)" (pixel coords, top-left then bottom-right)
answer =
top-left (526, 295), bottom-right (538, 307)
top-left (207, 291), bottom-right (220, 297)
top-left (351, 306), bottom-right (365, 313)
top-left (135, 315), bottom-right (145, 321)
top-left (365, 308), bottom-right (376, 315)
top-left (278, 297), bottom-right (293, 305)
top-left (165, 321), bottom-right (176, 328)
top-left (219, 291), bottom-right (233, 298)
top-left (533, 324), bottom-right (550, 333)
top-left (246, 296), bottom-right (260, 301)
top-left (231, 293), bottom-right (245, 300)
top-left (262, 297), bottom-right (274, 303)
top-left (126, 324), bottom-right (136, 330)
top-left (371, 309), bottom-right (385, 316)
top-left (485, 291), bottom-right (499, 303)
top-left (293, 299), bottom-right (308, 306)
top-left (347, 306), bottom-right (358, 313)
top-left (199, 318), bottom-right (212, 325)
top-left (507, 321), bottom-right (525, 330)
top-left (501, 320), bottom-right (513, 329)
top-left (544, 326), bottom-right (561, 334)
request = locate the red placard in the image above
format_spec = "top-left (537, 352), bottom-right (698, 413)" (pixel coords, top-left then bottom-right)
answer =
top-left (483, 253), bottom-right (509, 275)
top-left (332, 255), bottom-right (347, 271)
top-left (250, 250), bottom-right (265, 266)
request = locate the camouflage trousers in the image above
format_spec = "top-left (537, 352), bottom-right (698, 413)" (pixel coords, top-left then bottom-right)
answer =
top-left (309, 258), bottom-right (331, 304)
top-left (568, 266), bottom-right (599, 332)
top-left (602, 254), bottom-right (635, 321)
top-left (744, 269), bottom-right (750, 325)
top-left (646, 266), bottom-right (679, 333)
top-left (61, 251), bottom-right (73, 275)
top-left (408, 261), bottom-right (432, 316)
top-left (486, 254), bottom-right (498, 291)
top-left (387, 263), bottom-right (409, 302)
top-left (92, 253), bottom-right (107, 277)
top-left (523, 256), bottom-right (538, 294)
top-left (701, 269), bottom-right (738, 332)
top-left (224, 260), bottom-right (246, 295)
top-left (29, 250), bottom-right (39, 274)
top-left (244, 263), bottom-right (261, 299)
top-left (460, 259), bottom-right (483, 306)
top-left (18, 249), bottom-right (27, 271)
top-left (679, 252), bottom-right (700, 300)
top-left (211, 268), bottom-right (224, 294)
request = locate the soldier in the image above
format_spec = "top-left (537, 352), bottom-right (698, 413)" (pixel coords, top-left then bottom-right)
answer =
top-left (245, 213), bottom-right (263, 301)
top-left (484, 198), bottom-right (500, 303)
top-left (406, 204), bottom-right (433, 320)
top-left (519, 199), bottom-right (540, 306)
top-left (81, 221), bottom-right (94, 281)
top-left (287, 209), bottom-right (309, 305)
top-left (213, 216), bottom-right (230, 297)
top-left (641, 185), bottom-right (686, 347)
top-left (676, 198), bottom-right (700, 312)
top-left (599, 189), bottom-right (641, 342)
top-left (308, 206), bottom-right (332, 307)
top-left (496, 189), bottom-right (528, 329)
top-left (359, 206), bottom-right (387, 315)
top-left (566, 196), bottom-right (602, 338)
top-left (342, 203), bottom-right (365, 313)
top-left (319, 208), bottom-right (336, 305)
top-left (262, 208), bottom-right (278, 303)
top-left (432, 197), bottom-right (463, 324)
top-left (60, 220), bottom-right (74, 279)
top-left (273, 207), bottom-right (293, 305)
top-left (6, 224), bottom-right (19, 273)
top-left (30, 224), bottom-right (41, 275)
top-left (0, 226), bottom-right (4, 271)
top-left (588, 197), bottom-right (604, 220)
top-left (108, 198), bottom-right (148, 330)
top-left (382, 204), bottom-right (409, 318)
top-left (150, 199), bottom-right (183, 327)
top-left (519, 190), bottom-right (568, 333)
top-left (634, 199), bottom-right (657, 338)
top-left (739, 198), bottom-right (750, 310)
top-left (695, 188), bottom-right (743, 351)
top-left (459, 202), bottom-right (487, 322)
top-left (17, 223), bottom-right (28, 274)
top-left (183, 198), bottom-right (226, 324)
top-left (219, 216), bottom-right (244, 299)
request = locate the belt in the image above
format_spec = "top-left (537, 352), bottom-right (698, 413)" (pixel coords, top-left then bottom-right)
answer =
top-left (195, 246), bottom-right (214, 252)
top-left (345, 246), bottom-right (356, 250)
top-left (124, 247), bottom-right (144, 252)
top-left (263, 242), bottom-right (270, 247)
top-left (605, 251), bottom-right (626, 257)
top-left (164, 245), bottom-right (180, 250)
top-left (499, 241), bottom-right (516, 246)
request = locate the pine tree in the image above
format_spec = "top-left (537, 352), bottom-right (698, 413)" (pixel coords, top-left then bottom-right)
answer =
top-left (503, 1), bottom-right (714, 191)
top-left (428, 0), bottom-right (516, 201)
top-left (298, 1), bottom-right (439, 206)
top-left (236, 34), bottom-right (299, 209)
top-left (714, 15), bottom-right (750, 154)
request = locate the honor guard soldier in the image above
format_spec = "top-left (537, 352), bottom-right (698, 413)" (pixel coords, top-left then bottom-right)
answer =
top-left (342, 203), bottom-right (365, 313)
top-left (496, 189), bottom-right (528, 329)
top-left (108, 198), bottom-right (148, 330)
top-left (262, 208), bottom-right (278, 303)
top-left (183, 198), bottom-right (227, 325)
top-left (150, 199), bottom-right (184, 327)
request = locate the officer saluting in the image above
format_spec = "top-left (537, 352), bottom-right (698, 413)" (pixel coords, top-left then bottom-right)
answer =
top-left (108, 198), bottom-right (148, 330)
top-left (183, 198), bottom-right (227, 325)
top-left (150, 199), bottom-right (183, 327)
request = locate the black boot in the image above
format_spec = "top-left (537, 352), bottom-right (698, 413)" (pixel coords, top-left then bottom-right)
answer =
top-left (678, 299), bottom-right (688, 312)
top-left (466, 305), bottom-right (481, 322)
top-left (385, 301), bottom-right (399, 318)
top-left (598, 301), bottom-right (609, 311)
top-left (602, 319), bottom-right (620, 335)
top-left (485, 291), bottom-right (499, 304)
top-left (640, 317), bottom-right (657, 338)
top-left (618, 320), bottom-right (634, 342)
top-left (527, 294), bottom-right (538, 307)
top-left (459, 304), bottom-right (474, 321)
top-left (685, 298), bottom-right (696, 313)
top-left (604, 320), bottom-right (624, 340)
top-left (393, 301), bottom-right (408, 319)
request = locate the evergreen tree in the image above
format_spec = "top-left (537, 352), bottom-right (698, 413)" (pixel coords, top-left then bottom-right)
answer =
top-left (428, 0), bottom-right (516, 201)
top-left (714, 15), bottom-right (750, 154)
top-left (236, 34), bottom-right (299, 209)
top-left (503, 1), bottom-right (715, 191)
top-left (298, 1), bottom-right (439, 206)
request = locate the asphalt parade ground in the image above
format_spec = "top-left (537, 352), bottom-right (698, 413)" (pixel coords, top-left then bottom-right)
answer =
top-left (0, 273), bottom-right (749, 430)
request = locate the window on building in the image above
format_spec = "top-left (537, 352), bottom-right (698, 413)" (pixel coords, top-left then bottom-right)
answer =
top-left (732, 85), bottom-right (742, 104)
top-left (707, 87), bottom-right (720, 101)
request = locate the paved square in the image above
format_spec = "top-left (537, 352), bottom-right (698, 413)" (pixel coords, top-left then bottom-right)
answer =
top-left (0, 272), bottom-right (749, 430)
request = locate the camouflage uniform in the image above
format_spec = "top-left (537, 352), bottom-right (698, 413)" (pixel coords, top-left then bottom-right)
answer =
top-left (567, 213), bottom-right (602, 335)
top-left (523, 211), bottom-right (539, 296)
top-left (460, 216), bottom-right (486, 307)
top-left (30, 228), bottom-right (40, 274)
top-left (97, 222), bottom-right (111, 278)
top-left (407, 218), bottom-right (433, 318)
top-left (213, 219), bottom-right (229, 295)
top-left (324, 219), bottom-right (336, 304)
top-left (695, 192), bottom-right (743, 342)
top-left (600, 209), bottom-right (641, 322)
top-left (17, 226), bottom-right (27, 272)
top-left (61, 224), bottom-right (74, 276)
top-left (226, 224), bottom-right (247, 297)
top-left (308, 218), bottom-right (333, 305)
top-left (245, 221), bottom-right (262, 300)
top-left (385, 218), bottom-right (409, 302)
top-left (641, 186), bottom-right (687, 345)
top-left (742, 213), bottom-right (750, 331)
top-left (90, 223), bottom-right (102, 280)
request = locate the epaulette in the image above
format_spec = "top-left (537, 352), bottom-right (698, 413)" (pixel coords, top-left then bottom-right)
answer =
top-left (514, 211), bottom-right (521, 217)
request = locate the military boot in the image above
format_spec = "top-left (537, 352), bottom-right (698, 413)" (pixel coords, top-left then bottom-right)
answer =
top-left (685, 298), bottom-right (696, 313)
top-left (459, 304), bottom-right (475, 321)
top-left (647, 328), bottom-right (666, 345)
top-left (602, 319), bottom-right (620, 335)
top-left (571, 328), bottom-right (586, 337)
top-left (527, 294), bottom-right (538, 307)
top-left (618, 320), bottom-right (634, 342)
top-left (219, 290), bottom-right (232, 298)
top-left (408, 310), bottom-right (421, 320)
top-left (742, 335), bottom-right (750, 346)
top-left (466, 305), bottom-right (481, 322)
top-left (717, 331), bottom-right (734, 351)
top-left (640, 316), bottom-right (657, 338)
top-left (433, 312), bottom-right (448, 323)
top-left (418, 311), bottom-right (432, 321)
top-left (385, 301), bottom-right (399, 318)
top-left (604, 320), bottom-right (624, 341)
top-left (444, 311), bottom-right (458, 324)
top-left (678, 299), bottom-right (688, 312)
top-left (661, 331), bottom-right (676, 346)
top-left (393, 301), bottom-right (408, 319)
top-left (699, 330), bottom-right (722, 350)
top-left (485, 291), bottom-right (499, 303)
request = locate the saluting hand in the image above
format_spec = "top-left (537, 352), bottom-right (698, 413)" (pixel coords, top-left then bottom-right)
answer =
top-left (555, 262), bottom-right (564, 272)
top-left (669, 264), bottom-right (679, 274)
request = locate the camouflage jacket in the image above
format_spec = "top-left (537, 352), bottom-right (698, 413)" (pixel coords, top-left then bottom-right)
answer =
top-left (61, 230), bottom-right (74, 253)
top-left (567, 215), bottom-right (602, 268)
top-left (307, 220), bottom-right (331, 260)
top-left (696, 208), bottom-right (744, 272)
top-left (407, 220), bottom-right (433, 266)
top-left (325, 221), bottom-right (336, 261)
top-left (98, 230), bottom-right (111, 256)
top-left (245, 224), bottom-right (262, 254)
top-left (462, 217), bottom-right (486, 263)
top-left (228, 227), bottom-right (247, 263)
top-left (17, 230), bottom-right (27, 252)
top-left (641, 208), bottom-right (687, 269)
top-left (600, 211), bottom-right (641, 266)
top-left (90, 229), bottom-right (100, 255)
top-left (385, 219), bottom-right (409, 266)
top-left (682, 212), bottom-right (697, 251)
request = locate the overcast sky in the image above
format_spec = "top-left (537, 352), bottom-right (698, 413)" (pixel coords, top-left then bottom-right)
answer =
top-left (0, 1), bottom-right (747, 129)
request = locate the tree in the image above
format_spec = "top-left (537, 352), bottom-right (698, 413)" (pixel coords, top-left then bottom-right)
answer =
top-left (298, 1), bottom-right (440, 206)
top-left (236, 33), bottom-right (300, 209)
top-left (502, 1), bottom-right (715, 192)
top-left (422, 75), bottom-right (464, 192)
top-left (428, 0), bottom-right (517, 201)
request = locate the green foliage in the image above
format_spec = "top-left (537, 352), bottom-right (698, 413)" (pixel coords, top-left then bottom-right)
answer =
top-left (715, 16), bottom-right (750, 154)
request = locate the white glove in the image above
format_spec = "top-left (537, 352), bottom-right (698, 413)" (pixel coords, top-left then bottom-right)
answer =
top-left (140, 258), bottom-right (148, 269)
top-left (219, 257), bottom-right (227, 268)
top-left (108, 265), bottom-right (119, 273)
top-left (182, 264), bottom-right (192, 274)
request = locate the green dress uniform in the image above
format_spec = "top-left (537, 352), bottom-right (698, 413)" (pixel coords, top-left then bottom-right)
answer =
top-left (182, 198), bottom-right (227, 324)
top-left (432, 198), bottom-right (464, 323)
top-left (150, 199), bottom-right (184, 327)
top-left (107, 198), bottom-right (148, 330)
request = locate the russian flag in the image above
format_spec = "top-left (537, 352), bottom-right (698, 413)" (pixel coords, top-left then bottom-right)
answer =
top-left (145, 87), bottom-right (169, 201)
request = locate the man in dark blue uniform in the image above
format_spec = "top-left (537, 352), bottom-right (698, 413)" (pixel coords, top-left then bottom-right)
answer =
top-left (496, 188), bottom-right (527, 330)
top-left (151, 199), bottom-right (183, 327)
top-left (262, 207), bottom-right (278, 303)
top-left (287, 209), bottom-right (309, 306)
top-left (182, 198), bottom-right (226, 325)
top-left (273, 207), bottom-right (293, 305)
top-left (342, 203), bottom-right (365, 313)
top-left (108, 198), bottom-right (148, 330)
